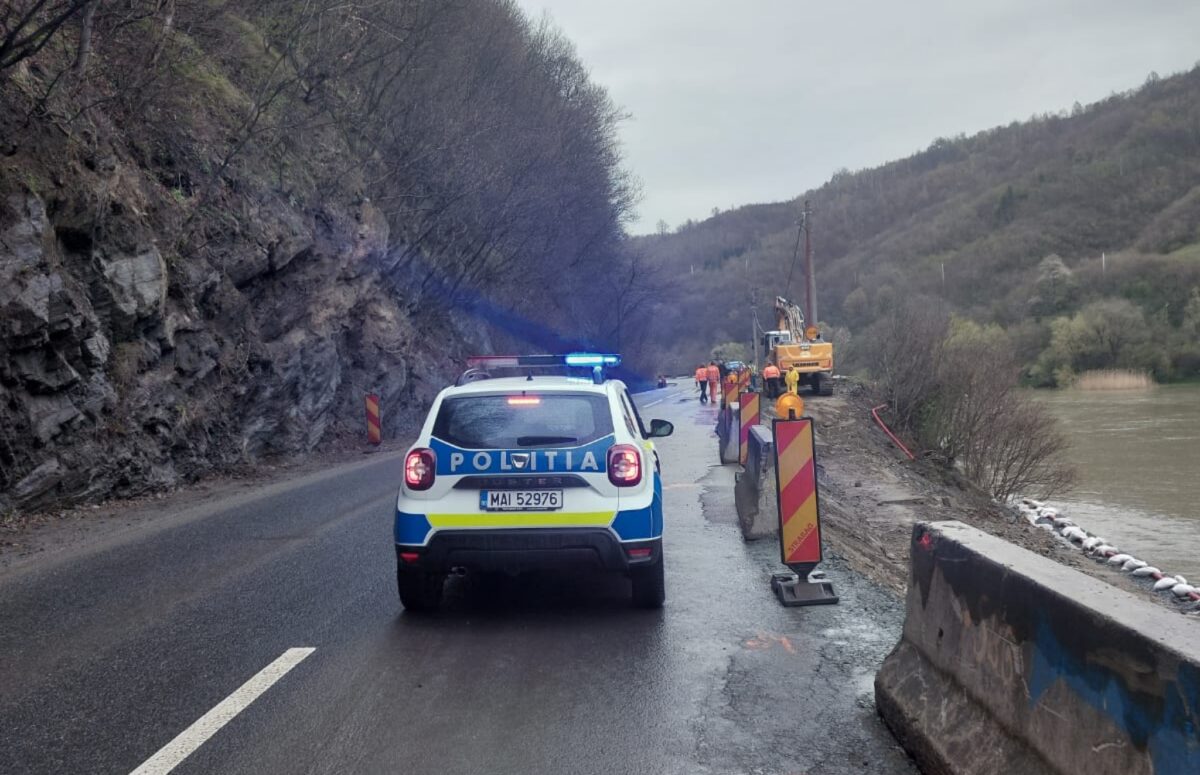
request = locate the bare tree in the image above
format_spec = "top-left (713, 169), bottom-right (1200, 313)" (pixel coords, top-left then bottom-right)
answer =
top-left (0, 0), bottom-right (95, 73)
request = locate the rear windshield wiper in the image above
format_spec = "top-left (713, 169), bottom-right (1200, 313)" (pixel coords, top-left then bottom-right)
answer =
top-left (516, 435), bottom-right (578, 447)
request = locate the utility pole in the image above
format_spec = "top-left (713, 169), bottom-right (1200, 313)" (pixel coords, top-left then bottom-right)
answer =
top-left (802, 200), bottom-right (818, 326)
top-left (751, 289), bottom-right (761, 369)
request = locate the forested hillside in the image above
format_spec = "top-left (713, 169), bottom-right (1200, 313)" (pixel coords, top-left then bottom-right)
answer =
top-left (0, 0), bottom-right (642, 509)
top-left (640, 67), bottom-right (1200, 383)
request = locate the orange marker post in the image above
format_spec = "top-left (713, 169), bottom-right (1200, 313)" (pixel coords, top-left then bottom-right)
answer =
top-left (770, 416), bottom-right (838, 606)
top-left (724, 374), bottom-right (739, 408)
top-left (739, 391), bottom-right (760, 465)
top-left (365, 393), bottom-right (382, 445)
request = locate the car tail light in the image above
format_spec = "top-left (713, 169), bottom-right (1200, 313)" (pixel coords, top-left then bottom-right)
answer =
top-left (627, 547), bottom-right (652, 559)
top-left (607, 444), bottom-right (642, 487)
top-left (405, 448), bottom-right (436, 491)
top-left (399, 551), bottom-right (420, 564)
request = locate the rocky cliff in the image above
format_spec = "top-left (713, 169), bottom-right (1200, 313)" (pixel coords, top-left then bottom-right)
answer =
top-left (0, 135), bottom-right (462, 512)
top-left (0, 0), bottom-right (638, 514)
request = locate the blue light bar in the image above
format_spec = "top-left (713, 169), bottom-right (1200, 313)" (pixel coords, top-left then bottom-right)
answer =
top-left (564, 353), bottom-right (621, 368)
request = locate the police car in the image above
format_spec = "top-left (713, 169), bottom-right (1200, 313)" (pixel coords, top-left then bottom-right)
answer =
top-left (394, 354), bottom-right (673, 611)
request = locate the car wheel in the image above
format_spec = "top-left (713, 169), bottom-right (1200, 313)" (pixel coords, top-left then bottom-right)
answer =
top-left (631, 556), bottom-right (665, 609)
top-left (397, 567), bottom-right (444, 612)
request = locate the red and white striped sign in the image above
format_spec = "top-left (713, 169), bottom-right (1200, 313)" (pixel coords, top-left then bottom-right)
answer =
top-left (365, 393), bottom-right (382, 445)
top-left (774, 417), bottom-right (822, 566)
top-left (739, 391), bottom-right (760, 465)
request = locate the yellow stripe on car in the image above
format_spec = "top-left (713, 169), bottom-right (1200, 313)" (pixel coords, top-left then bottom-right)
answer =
top-left (427, 512), bottom-right (616, 529)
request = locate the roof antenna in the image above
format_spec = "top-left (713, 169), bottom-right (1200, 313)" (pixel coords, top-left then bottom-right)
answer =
top-left (526, 371), bottom-right (533, 381)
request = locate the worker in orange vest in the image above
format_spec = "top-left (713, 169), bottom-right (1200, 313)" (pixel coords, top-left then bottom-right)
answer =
top-left (694, 365), bottom-right (709, 403)
top-left (763, 362), bottom-right (781, 398)
top-left (705, 362), bottom-right (720, 406)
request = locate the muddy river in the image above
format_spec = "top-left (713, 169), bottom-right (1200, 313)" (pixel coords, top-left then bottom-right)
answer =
top-left (1038, 384), bottom-right (1200, 580)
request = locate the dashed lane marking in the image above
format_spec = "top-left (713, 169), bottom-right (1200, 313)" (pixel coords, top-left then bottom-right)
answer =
top-left (129, 647), bottom-right (315, 775)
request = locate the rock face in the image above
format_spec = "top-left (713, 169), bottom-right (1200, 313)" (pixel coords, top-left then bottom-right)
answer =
top-left (0, 163), bottom-right (457, 511)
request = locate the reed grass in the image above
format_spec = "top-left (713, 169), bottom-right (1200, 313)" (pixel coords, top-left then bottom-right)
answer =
top-left (1074, 369), bottom-right (1155, 391)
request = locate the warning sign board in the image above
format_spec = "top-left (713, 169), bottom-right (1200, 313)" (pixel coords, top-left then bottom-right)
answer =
top-left (739, 391), bottom-right (760, 465)
top-left (773, 416), bottom-right (822, 567)
top-left (365, 393), bottom-right (382, 445)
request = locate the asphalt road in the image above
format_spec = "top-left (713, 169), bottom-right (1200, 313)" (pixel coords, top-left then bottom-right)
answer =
top-left (0, 384), bottom-right (917, 775)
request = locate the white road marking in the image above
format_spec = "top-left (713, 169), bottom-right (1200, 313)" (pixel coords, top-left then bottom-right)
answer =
top-left (129, 647), bottom-right (315, 775)
top-left (641, 388), bottom-right (688, 408)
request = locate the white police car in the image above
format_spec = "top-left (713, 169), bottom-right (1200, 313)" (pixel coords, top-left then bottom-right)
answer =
top-left (394, 354), bottom-right (673, 611)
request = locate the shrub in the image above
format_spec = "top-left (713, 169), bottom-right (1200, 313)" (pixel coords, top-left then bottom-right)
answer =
top-left (871, 306), bottom-right (1076, 501)
top-left (710, 341), bottom-right (749, 363)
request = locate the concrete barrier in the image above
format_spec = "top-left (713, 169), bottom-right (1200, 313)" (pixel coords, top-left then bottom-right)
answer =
top-left (734, 424), bottom-right (776, 540)
top-left (875, 521), bottom-right (1200, 775)
top-left (716, 405), bottom-right (741, 464)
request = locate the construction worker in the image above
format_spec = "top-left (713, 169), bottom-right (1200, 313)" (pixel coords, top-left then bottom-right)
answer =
top-left (706, 361), bottom-right (720, 406)
top-left (695, 364), bottom-right (709, 403)
top-left (785, 364), bottom-right (801, 395)
top-left (763, 362), bottom-right (781, 398)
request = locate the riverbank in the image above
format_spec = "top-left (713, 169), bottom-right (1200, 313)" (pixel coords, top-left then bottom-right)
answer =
top-left (801, 382), bottom-right (1178, 608)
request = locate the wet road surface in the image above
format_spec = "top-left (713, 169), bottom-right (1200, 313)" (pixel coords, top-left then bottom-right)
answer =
top-left (0, 384), bottom-right (916, 774)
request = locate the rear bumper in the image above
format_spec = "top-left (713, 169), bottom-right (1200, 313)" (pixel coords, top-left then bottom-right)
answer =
top-left (396, 529), bottom-right (661, 574)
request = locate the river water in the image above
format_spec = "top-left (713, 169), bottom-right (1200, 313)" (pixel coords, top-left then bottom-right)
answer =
top-left (1037, 384), bottom-right (1200, 580)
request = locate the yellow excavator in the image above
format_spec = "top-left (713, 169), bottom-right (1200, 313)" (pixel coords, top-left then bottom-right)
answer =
top-left (763, 296), bottom-right (834, 396)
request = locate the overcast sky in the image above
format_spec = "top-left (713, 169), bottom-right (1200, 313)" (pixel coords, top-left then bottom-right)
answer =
top-left (516, 0), bottom-right (1200, 233)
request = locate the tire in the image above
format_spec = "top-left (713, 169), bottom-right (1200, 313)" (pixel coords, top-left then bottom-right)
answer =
top-left (397, 567), bottom-right (444, 612)
top-left (631, 556), bottom-right (665, 609)
top-left (811, 372), bottom-right (834, 396)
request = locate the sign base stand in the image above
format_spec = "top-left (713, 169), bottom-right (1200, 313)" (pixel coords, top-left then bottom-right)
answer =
top-left (771, 572), bottom-right (839, 607)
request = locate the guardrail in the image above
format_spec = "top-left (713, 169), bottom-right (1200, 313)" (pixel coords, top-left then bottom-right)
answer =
top-left (875, 520), bottom-right (1200, 775)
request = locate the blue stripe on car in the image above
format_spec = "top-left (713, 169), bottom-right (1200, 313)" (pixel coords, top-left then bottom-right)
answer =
top-left (612, 473), bottom-right (664, 541)
top-left (395, 512), bottom-right (432, 545)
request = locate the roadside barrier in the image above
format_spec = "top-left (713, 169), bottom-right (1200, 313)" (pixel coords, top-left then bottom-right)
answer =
top-left (739, 391), bottom-right (760, 465)
top-left (734, 425), bottom-right (777, 540)
top-left (716, 403), bottom-right (741, 464)
top-left (365, 393), bottom-right (382, 445)
top-left (768, 415), bottom-right (838, 606)
top-left (876, 520), bottom-right (1200, 775)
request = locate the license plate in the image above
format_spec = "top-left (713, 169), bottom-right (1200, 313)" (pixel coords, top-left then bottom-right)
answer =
top-left (480, 490), bottom-right (563, 511)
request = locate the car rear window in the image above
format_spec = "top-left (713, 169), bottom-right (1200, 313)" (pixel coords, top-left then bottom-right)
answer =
top-left (432, 393), bottom-right (614, 449)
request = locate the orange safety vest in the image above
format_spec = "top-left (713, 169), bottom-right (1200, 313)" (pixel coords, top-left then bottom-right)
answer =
top-left (706, 365), bottom-right (720, 383)
top-left (694, 367), bottom-right (707, 382)
top-left (763, 364), bottom-right (780, 379)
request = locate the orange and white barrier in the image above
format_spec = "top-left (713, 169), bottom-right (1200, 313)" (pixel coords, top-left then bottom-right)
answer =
top-left (770, 415), bottom-right (838, 605)
top-left (739, 391), bottom-right (760, 465)
top-left (365, 393), bottom-right (382, 445)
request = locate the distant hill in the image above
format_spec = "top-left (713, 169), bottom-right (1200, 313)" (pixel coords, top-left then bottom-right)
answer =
top-left (638, 66), bottom-right (1200, 382)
